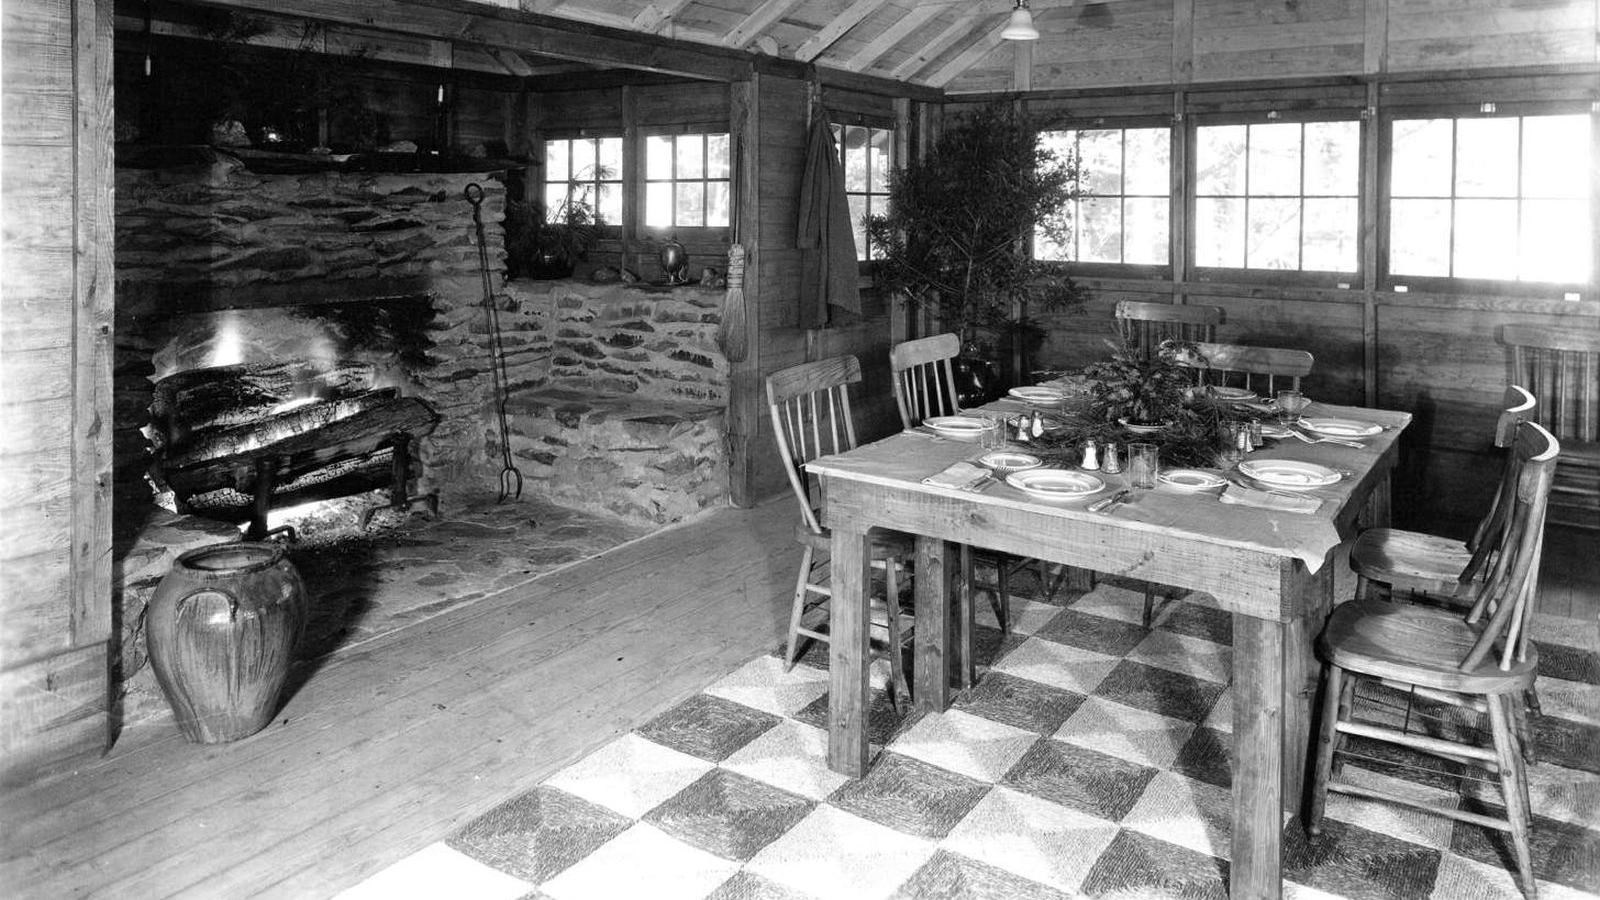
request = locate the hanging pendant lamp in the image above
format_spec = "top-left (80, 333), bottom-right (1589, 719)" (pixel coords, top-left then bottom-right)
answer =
top-left (1001, 0), bottom-right (1040, 41)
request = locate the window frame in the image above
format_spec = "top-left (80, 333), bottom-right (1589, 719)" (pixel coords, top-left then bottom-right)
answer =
top-left (1034, 115), bottom-right (1176, 280)
top-left (540, 130), bottom-right (625, 238)
top-left (1186, 108), bottom-right (1367, 289)
top-left (637, 123), bottom-right (732, 238)
top-left (1378, 99), bottom-right (1596, 297)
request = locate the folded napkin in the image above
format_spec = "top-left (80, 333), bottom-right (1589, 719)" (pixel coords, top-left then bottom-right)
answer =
top-left (1219, 483), bottom-right (1323, 514)
top-left (922, 461), bottom-right (992, 491)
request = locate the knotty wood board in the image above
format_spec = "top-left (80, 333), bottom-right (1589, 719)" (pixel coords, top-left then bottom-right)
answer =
top-left (1, 501), bottom-right (797, 898)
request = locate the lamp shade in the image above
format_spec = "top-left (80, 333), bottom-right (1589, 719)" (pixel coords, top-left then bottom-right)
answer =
top-left (1001, 2), bottom-right (1039, 41)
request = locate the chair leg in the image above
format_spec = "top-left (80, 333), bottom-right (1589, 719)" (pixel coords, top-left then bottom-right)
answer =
top-left (1488, 693), bottom-right (1538, 899)
top-left (1035, 558), bottom-right (1064, 603)
top-left (994, 557), bottom-right (1011, 635)
top-left (958, 545), bottom-right (977, 689)
top-left (1141, 585), bottom-right (1157, 628)
top-left (883, 560), bottom-right (909, 712)
top-left (784, 545), bottom-right (815, 671)
top-left (1512, 689), bottom-right (1538, 766)
top-left (1307, 663), bottom-right (1346, 836)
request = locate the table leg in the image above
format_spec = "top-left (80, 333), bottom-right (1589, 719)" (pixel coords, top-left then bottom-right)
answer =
top-left (1283, 558), bottom-right (1335, 813)
top-left (826, 522), bottom-right (873, 777)
top-left (913, 536), bottom-right (955, 713)
top-left (1232, 613), bottom-right (1285, 900)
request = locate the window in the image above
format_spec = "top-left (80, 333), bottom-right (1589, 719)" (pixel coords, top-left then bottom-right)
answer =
top-left (1194, 120), bottom-right (1360, 273)
top-left (834, 123), bottom-right (893, 259)
top-left (644, 132), bottom-right (730, 229)
top-left (1037, 127), bottom-right (1171, 265)
top-left (544, 136), bottom-right (622, 224)
top-left (1388, 112), bottom-right (1592, 284)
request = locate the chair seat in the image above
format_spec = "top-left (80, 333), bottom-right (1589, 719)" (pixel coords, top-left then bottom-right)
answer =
top-left (1318, 599), bottom-right (1538, 695)
top-left (1349, 527), bottom-right (1472, 596)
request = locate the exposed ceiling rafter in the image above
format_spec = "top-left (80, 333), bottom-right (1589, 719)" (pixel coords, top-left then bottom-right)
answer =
top-left (795, 0), bottom-right (892, 64)
top-left (722, 0), bottom-right (804, 50)
top-left (928, 19), bottom-right (1010, 87)
top-left (890, 10), bottom-right (988, 82)
top-left (840, 2), bottom-right (945, 72)
top-left (632, 0), bottom-right (696, 35)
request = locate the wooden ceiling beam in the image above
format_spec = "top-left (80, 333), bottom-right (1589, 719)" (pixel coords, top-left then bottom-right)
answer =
top-left (179, 0), bottom-right (757, 81)
top-left (721, 0), bottom-right (804, 50)
top-left (633, 0), bottom-right (696, 35)
top-left (489, 48), bottom-right (535, 77)
top-left (795, 0), bottom-right (891, 64)
top-left (889, 10), bottom-right (987, 82)
top-left (927, 19), bottom-right (1010, 87)
top-left (839, 3), bottom-right (943, 72)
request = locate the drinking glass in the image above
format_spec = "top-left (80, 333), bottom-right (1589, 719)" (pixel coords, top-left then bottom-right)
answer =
top-left (1276, 390), bottom-right (1309, 425)
top-left (980, 418), bottom-right (1004, 450)
top-left (1128, 442), bottom-right (1159, 489)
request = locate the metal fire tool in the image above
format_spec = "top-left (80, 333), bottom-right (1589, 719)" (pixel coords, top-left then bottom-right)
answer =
top-left (465, 182), bottom-right (524, 502)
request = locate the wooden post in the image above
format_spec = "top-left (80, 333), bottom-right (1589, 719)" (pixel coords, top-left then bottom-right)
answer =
top-left (726, 76), bottom-right (762, 507)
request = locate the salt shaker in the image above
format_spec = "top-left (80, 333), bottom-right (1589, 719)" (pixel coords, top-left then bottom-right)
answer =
top-left (1081, 439), bottom-right (1101, 471)
top-left (1248, 418), bottom-right (1264, 449)
top-left (1029, 409), bottom-right (1044, 438)
top-left (1101, 442), bottom-right (1122, 474)
top-left (1013, 415), bottom-right (1031, 443)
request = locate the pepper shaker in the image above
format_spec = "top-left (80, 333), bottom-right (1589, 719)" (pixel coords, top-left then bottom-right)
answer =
top-left (1248, 418), bottom-right (1264, 449)
top-left (1081, 439), bottom-right (1101, 471)
top-left (1101, 442), bottom-right (1122, 474)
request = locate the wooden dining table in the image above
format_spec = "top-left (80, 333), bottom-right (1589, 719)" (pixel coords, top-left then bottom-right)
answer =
top-left (807, 394), bottom-right (1411, 899)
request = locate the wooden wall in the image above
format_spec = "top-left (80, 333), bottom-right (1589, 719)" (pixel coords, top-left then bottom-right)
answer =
top-left (1, 0), bottom-right (116, 782)
top-left (947, 0), bottom-right (1600, 94)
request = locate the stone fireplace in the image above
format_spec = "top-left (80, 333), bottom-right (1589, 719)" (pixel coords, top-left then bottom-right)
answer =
top-left (109, 147), bottom-right (731, 729)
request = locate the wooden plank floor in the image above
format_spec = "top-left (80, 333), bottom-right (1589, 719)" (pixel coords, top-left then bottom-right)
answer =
top-left (1, 498), bottom-right (1593, 899)
top-left (0, 499), bottom-right (799, 899)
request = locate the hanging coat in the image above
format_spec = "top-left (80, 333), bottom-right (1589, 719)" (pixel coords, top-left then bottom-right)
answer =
top-left (796, 114), bottom-right (861, 329)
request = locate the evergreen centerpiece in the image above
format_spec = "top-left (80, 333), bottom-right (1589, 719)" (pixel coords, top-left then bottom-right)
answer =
top-left (865, 102), bottom-right (1085, 360)
top-left (1083, 339), bottom-right (1196, 428)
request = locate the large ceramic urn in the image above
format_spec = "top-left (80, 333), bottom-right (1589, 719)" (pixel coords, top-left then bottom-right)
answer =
top-left (146, 541), bottom-right (308, 743)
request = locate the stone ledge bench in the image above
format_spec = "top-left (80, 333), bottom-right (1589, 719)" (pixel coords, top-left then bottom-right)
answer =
top-left (498, 280), bottom-right (732, 527)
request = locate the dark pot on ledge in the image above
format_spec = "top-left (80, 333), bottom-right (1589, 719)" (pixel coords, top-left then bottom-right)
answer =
top-left (146, 541), bottom-right (308, 743)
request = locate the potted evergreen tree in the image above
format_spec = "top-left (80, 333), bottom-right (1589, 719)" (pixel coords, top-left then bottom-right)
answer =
top-left (866, 102), bottom-right (1085, 393)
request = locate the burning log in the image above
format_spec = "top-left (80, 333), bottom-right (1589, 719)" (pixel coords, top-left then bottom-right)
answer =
top-left (161, 394), bottom-right (439, 499)
top-left (152, 360), bottom-right (377, 443)
top-left (182, 450), bottom-right (398, 521)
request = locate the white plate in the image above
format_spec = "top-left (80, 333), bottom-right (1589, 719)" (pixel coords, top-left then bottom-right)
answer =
top-left (1005, 469), bottom-right (1105, 501)
top-left (1208, 386), bottom-right (1257, 402)
top-left (1299, 417), bottom-right (1382, 438)
top-left (978, 451), bottom-right (1042, 472)
top-left (1238, 459), bottom-right (1342, 491)
top-left (924, 416), bottom-right (989, 440)
top-left (1159, 469), bottom-right (1227, 492)
top-left (1009, 386), bottom-right (1066, 403)
top-left (1118, 417), bottom-right (1165, 435)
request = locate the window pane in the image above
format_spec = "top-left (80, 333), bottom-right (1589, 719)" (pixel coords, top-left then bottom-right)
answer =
top-left (1389, 198), bottom-right (1451, 276)
top-left (1520, 197), bottom-right (1591, 282)
top-left (675, 182), bottom-right (705, 226)
top-left (571, 139), bottom-right (596, 180)
top-left (1453, 198), bottom-right (1518, 279)
top-left (645, 135), bottom-right (672, 180)
top-left (1249, 123), bottom-right (1302, 196)
top-left (706, 182), bottom-right (730, 228)
top-left (1035, 200), bottom-right (1073, 261)
top-left (868, 129), bottom-right (892, 191)
top-left (1305, 121), bottom-right (1359, 195)
top-left (1123, 197), bottom-right (1169, 265)
top-left (1197, 125), bottom-right (1247, 195)
top-left (1391, 119), bottom-right (1452, 197)
top-left (1196, 197), bottom-right (1244, 267)
top-left (646, 182), bottom-right (671, 228)
top-left (676, 137), bottom-right (704, 179)
top-left (1456, 118), bottom-right (1518, 197)
top-left (844, 142), bottom-right (868, 192)
top-left (598, 137), bottom-right (623, 178)
top-left (1522, 114), bottom-right (1590, 199)
top-left (707, 134), bottom-right (730, 179)
top-left (847, 195), bottom-right (869, 258)
top-left (596, 183), bottom-right (620, 224)
top-left (1248, 197), bottom-right (1300, 269)
top-left (1077, 197), bottom-right (1121, 263)
top-left (544, 183), bottom-right (566, 216)
top-left (1124, 129), bottom-right (1170, 195)
top-left (1078, 129), bottom-right (1122, 195)
top-left (545, 140), bottom-right (569, 180)
top-left (1302, 198), bottom-right (1357, 272)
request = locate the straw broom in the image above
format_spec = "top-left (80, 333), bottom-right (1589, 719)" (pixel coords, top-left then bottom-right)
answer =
top-left (718, 243), bottom-right (748, 362)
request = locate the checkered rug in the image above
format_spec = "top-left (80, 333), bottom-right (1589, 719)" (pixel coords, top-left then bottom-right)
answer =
top-left (338, 577), bottom-right (1600, 900)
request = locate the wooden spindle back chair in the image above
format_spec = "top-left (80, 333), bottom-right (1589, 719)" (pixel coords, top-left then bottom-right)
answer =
top-left (889, 333), bottom-right (964, 428)
top-left (1173, 340), bottom-right (1314, 397)
top-left (1350, 385), bottom-right (1538, 603)
top-left (1310, 420), bottom-right (1560, 899)
top-left (1114, 300), bottom-right (1223, 360)
top-left (765, 356), bottom-right (913, 703)
top-left (1500, 324), bottom-right (1599, 530)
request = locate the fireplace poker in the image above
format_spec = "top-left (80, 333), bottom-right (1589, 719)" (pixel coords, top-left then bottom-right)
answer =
top-left (465, 182), bottom-right (524, 502)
